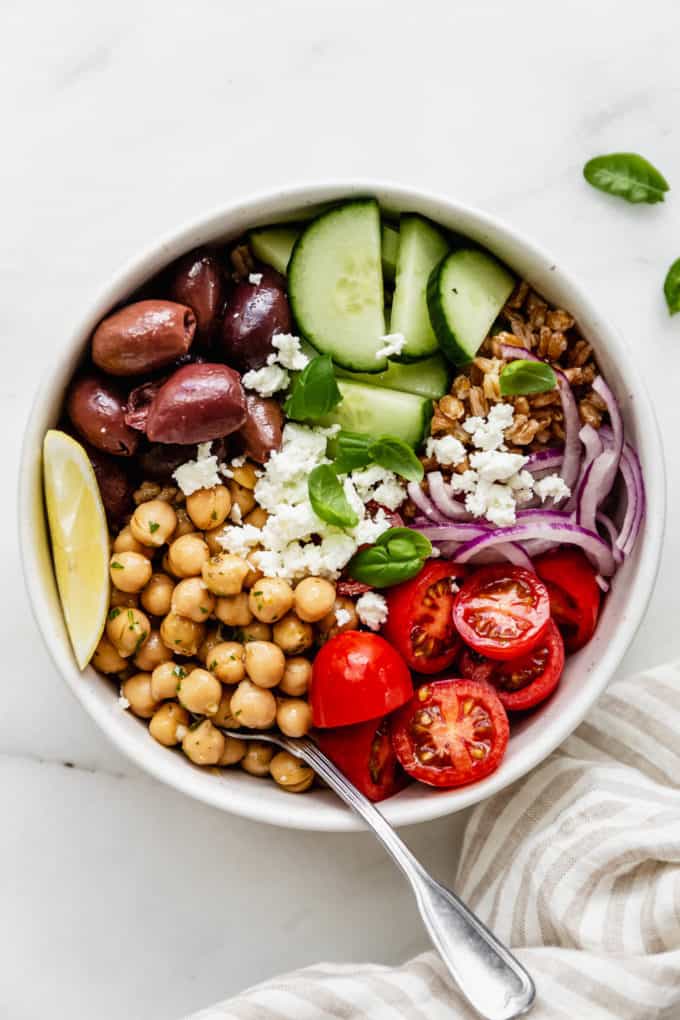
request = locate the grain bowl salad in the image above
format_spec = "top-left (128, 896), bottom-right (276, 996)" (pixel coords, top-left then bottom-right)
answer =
top-left (42, 198), bottom-right (645, 801)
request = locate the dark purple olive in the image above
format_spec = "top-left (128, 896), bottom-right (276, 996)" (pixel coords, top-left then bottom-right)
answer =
top-left (238, 393), bottom-right (283, 463)
top-left (66, 375), bottom-right (139, 456)
top-left (146, 363), bottom-right (247, 444)
top-left (137, 441), bottom-right (196, 482)
top-left (168, 250), bottom-right (223, 345)
top-left (84, 444), bottom-right (134, 525)
top-left (221, 266), bottom-right (291, 370)
top-left (92, 300), bottom-right (196, 376)
top-left (124, 379), bottom-right (163, 432)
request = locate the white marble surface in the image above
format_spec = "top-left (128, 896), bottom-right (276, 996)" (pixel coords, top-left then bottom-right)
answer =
top-left (4, 0), bottom-right (680, 1015)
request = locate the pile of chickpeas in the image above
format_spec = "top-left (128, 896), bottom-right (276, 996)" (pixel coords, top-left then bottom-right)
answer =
top-left (92, 463), bottom-right (361, 794)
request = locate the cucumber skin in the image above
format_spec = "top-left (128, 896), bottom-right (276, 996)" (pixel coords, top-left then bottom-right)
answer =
top-left (381, 223), bottom-right (399, 283)
top-left (248, 225), bottom-right (300, 275)
top-left (314, 379), bottom-right (433, 447)
top-left (335, 354), bottom-right (451, 401)
top-left (390, 214), bottom-right (450, 363)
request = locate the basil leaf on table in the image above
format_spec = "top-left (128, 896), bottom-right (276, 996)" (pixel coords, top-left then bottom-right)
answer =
top-left (284, 355), bottom-right (342, 421)
top-left (308, 464), bottom-right (359, 528)
top-left (663, 258), bottom-right (680, 316)
top-left (369, 436), bottom-right (424, 482)
top-left (334, 431), bottom-right (373, 473)
top-left (583, 153), bottom-right (669, 204)
top-left (347, 527), bottom-right (432, 588)
top-left (499, 359), bottom-right (557, 396)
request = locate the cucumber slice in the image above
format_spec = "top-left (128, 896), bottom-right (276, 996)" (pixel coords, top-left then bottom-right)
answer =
top-left (314, 379), bottom-right (432, 447)
top-left (381, 223), bottom-right (399, 283)
top-left (249, 224), bottom-right (300, 275)
top-left (288, 200), bottom-right (387, 372)
top-left (335, 352), bottom-right (450, 400)
top-left (390, 215), bottom-right (450, 361)
top-left (427, 249), bottom-right (515, 365)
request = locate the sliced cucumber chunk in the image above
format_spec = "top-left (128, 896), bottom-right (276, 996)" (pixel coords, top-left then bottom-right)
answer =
top-left (390, 215), bottom-right (450, 361)
top-left (314, 379), bottom-right (432, 447)
top-left (335, 352), bottom-right (450, 400)
top-left (288, 200), bottom-right (387, 372)
top-left (381, 223), bottom-right (399, 283)
top-left (248, 224), bottom-right (300, 275)
top-left (427, 249), bottom-right (515, 365)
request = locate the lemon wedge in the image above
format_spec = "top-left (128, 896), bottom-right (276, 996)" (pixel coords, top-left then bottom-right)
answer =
top-left (43, 430), bottom-right (110, 669)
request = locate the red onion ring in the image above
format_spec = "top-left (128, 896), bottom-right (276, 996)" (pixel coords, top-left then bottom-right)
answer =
top-left (447, 519), bottom-right (616, 575)
top-left (426, 472), bottom-right (472, 520)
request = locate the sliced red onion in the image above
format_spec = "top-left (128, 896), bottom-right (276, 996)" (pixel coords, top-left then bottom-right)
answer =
top-left (596, 512), bottom-right (624, 564)
top-left (596, 575), bottom-right (610, 593)
top-left (426, 472), bottom-right (472, 520)
top-left (592, 376), bottom-right (624, 494)
top-left (525, 447), bottom-right (564, 477)
top-left (415, 521), bottom-right (490, 543)
top-left (406, 482), bottom-right (448, 523)
top-left (616, 443), bottom-right (645, 556)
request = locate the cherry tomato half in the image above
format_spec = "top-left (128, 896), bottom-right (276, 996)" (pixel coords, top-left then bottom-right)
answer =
top-left (458, 620), bottom-right (564, 712)
top-left (534, 549), bottom-right (601, 652)
top-left (391, 679), bottom-right (509, 788)
top-left (382, 562), bottom-right (466, 674)
top-left (316, 717), bottom-right (409, 802)
top-left (452, 565), bottom-right (550, 661)
top-left (311, 631), bottom-right (413, 729)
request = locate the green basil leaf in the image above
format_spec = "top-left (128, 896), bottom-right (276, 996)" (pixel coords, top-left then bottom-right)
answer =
top-left (347, 527), bottom-right (432, 588)
top-left (284, 355), bottom-right (342, 422)
top-left (583, 153), bottom-right (669, 204)
top-left (308, 464), bottom-right (359, 528)
top-left (369, 436), bottom-right (424, 482)
top-left (334, 431), bottom-right (373, 473)
top-left (379, 527), bottom-right (432, 560)
top-left (499, 359), bottom-right (557, 396)
top-left (663, 258), bottom-right (680, 316)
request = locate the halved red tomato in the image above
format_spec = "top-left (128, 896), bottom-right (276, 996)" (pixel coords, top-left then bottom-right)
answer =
top-left (316, 717), bottom-right (409, 802)
top-left (534, 549), bottom-right (601, 651)
top-left (458, 620), bottom-right (564, 712)
top-left (390, 679), bottom-right (509, 788)
top-left (382, 562), bottom-right (465, 674)
top-left (452, 565), bottom-right (550, 661)
top-left (311, 631), bottom-right (412, 729)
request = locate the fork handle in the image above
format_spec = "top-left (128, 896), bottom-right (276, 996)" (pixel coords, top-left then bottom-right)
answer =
top-left (294, 738), bottom-right (535, 1020)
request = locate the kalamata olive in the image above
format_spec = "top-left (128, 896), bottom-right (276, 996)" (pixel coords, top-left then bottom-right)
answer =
top-left (92, 300), bottom-right (196, 376)
top-left (221, 267), bottom-right (291, 370)
top-left (84, 444), bottom-right (134, 525)
top-left (124, 380), bottom-right (163, 432)
top-left (66, 375), bottom-right (139, 456)
top-left (238, 393), bottom-right (283, 463)
top-left (168, 250), bottom-right (223, 344)
top-left (137, 441), bottom-right (196, 481)
top-left (146, 363), bottom-right (247, 445)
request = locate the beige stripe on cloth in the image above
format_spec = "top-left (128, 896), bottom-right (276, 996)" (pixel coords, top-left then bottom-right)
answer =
top-left (188, 662), bottom-right (680, 1020)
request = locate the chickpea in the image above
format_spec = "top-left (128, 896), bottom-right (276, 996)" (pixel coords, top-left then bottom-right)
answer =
top-left (109, 587), bottom-right (138, 609)
top-left (186, 485), bottom-right (231, 530)
top-left (215, 593), bottom-right (253, 627)
top-left (228, 480), bottom-right (256, 517)
top-left (198, 627), bottom-right (223, 666)
top-left (140, 573), bottom-right (175, 617)
top-left (161, 552), bottom-right (178, 578)
top-left (113, 525), bottom-right (154, 560)
top-left (130, 499), bottom-right (177, 548)
top-left (269, 751), bottom-right (314, 793)
top-left (279, 657), bottom-right (312, 697)
top-left (238, 620), bottom-right (271, 643)
top-left (241, 741), bottom-right (274, 777)
top-left (106, 607), bottom-right (150, 658)
top-left (171, 577), bottom-right (216, 623)
top-left (276, 699), bottom-right (313, 738)
top-left (92, 635), bottom-right (127, 674)
top-left (231, 462), bottom-right (258, 489)
top-left (244, 641), bottom-right (285, 688)
top-left (172, 506), bottom-right (195, 539)
top-left (160, 612), bottom-right (205, 656)
top-left (294, 577), bottom-right (337, 623)
top-left (134, 629), bottom-right (173, 672)
top-left (182, 720), bottom-right (225, 766)
top-left (207, 642), bottom-right (245, 684)
top-left (243, 507), bottom-right (268, 529)
top-left (230, 680), bottom-right (277, 729)
top-left (272, 613), bottom-right (314, 654)
top-left (149, 702), bottom-right (190, 747)
top-left (248, 578), bottom-right (294, 624)
top-left (151, 660), bottom-right (188, 701)
top-left (167, 533), bottom-right (210, 578)
top-left (213, 688), bottom-right (241, 728)
top-left (202, 552), bottom-right (250, 596)
top-left (218, 736), bottom-right (246, 766)
top-left (121, 672), bottom-right (158, 718)
top-left (109, 551), bottom-right (152, 594)
top-left (177, 667), bottom-right (222, 717)
top-left (317, 596), bottom-right (359, 641)
top-left (204, 524), bottom-right (229, 555)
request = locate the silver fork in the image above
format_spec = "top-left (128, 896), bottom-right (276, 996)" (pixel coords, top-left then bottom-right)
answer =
top-left (220, 728), bottom-right (535, 1020)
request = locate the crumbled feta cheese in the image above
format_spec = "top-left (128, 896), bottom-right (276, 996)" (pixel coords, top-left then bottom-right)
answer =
top-left (375, 332), bottom-right (406, 359)
top-left (270, 333), bottom-right (309, 371)
top-left (356, 591), bottom-right (388, 631)
top-left (249, 272), bottom-right (263, 285)
top-left (231, 456), bottom-right (246, 468)
top-left (335, 607), bottom-right (352, 627)
top-left (230, 503), bottom-right (242, 524)
top-left (242, 364), bottom-right (289, 397)
top-left (466, 480), bottom-right (517, 527)
top-left (487, 403), bottom-right (514, 430)
top-left (534, 474), bottom-right (571, 503)
top-left (217, 524), bottom-right (263, 557)
top-left (425, 434), bottom-right (466, 466)
top-left (449, 470), bottom-right (478, 495)
top-left (351, 465), bottom-right (406, 511)
top-left (118, 694), bottom-right (130, 710)
top-left (175, 725), bottom-right (188, 741)
top-left (352, 508), bottom-right (391, 546)
top-left (173, 444), bottom-right (221, 495)
top-left (470, 450), bottom-right (529, 483)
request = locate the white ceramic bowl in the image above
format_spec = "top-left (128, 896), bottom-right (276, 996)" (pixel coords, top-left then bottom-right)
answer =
top-left (19, 181), bottom-right (665, 831)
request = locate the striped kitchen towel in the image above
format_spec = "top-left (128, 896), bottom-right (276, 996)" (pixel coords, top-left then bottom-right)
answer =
top-left (190, 663), bottom-right (680, 1019)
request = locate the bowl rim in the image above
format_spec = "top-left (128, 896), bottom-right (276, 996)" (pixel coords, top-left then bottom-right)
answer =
top-left (18, 179), bottom-right (666, 831)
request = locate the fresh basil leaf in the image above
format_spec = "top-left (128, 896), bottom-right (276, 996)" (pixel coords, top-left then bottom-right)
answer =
top-left (347, 527), bottom-right (432, 588)
top-left (334, 431), bottom-right (373, 473)
top-left (369, 436), bottom-right (424, 482)
top-left (308, 464), bottom-right (359, 528)
top-left (284, 355), bottom-right (342, 422)
top-left (583, 153), bottom-right (669, 204)
top-left (664, 258), bottom-right (680, 316)
top-left (499, 359), bottom-right (557, 396)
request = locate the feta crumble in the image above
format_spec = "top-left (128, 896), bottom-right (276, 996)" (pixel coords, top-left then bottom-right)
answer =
top-left (356, 591), bottom-right (388, 631)
top-left (375, 332), bottom-right (406, 360)
top-left (173, 442), bottom-right (221, 495)
top-left (242, 363), bottom-right (289, 397)
top-left (351, 465), bottom-right (406, 511)
top-left (335, 607), bottom-right (352, 627)
top-left (270, 333), bottom-right (310, 371)
top-left (425, 434), bottom-right (466, 466)
top-left (535, 474), bottom-right (571, 503)
top-left (248, 272), bottom-right (263, 285)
